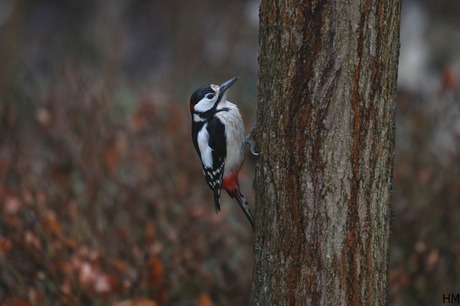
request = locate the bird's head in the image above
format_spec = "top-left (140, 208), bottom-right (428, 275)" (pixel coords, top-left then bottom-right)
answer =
top-left (189, 77), bottom-right (238, 113)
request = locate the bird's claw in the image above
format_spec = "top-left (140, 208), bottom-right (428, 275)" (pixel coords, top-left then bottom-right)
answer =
top-left (245, 124), bottom-right (260, 156)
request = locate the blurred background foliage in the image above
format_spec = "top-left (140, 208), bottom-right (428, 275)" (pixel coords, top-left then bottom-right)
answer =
top-left (0, 0), bottom-right (459, 305)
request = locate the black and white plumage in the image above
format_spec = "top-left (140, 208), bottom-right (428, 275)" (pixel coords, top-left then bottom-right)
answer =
top-left (189, 77), bottom-right (254, 230)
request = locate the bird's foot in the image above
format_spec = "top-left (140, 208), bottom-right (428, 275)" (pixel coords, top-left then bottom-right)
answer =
top-left (245, 124), bottom-right (260, 156)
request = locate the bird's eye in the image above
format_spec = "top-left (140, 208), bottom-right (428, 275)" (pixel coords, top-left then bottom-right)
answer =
top-left (205, 93), bottom-right (215, 99)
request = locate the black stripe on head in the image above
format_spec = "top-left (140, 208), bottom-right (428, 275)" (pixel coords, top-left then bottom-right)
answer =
top-left (190, 85), bottom-right (216, 111)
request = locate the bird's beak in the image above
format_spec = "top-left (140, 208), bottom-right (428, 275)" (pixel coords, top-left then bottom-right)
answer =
top-left (219, 77), bottom-right (239, 96)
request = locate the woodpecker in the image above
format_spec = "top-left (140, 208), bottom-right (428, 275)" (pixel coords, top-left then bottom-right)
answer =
top-left (189, 77), bottom-right (254, 230)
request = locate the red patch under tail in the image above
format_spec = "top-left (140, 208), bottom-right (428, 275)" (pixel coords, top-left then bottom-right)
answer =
top-left (223, 172), bottom-right (240, 196)
top-left (223, 171), bottom-right (254, 230)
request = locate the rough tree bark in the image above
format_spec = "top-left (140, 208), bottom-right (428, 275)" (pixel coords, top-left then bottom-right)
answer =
top-left (251, 1), bottom-right (400, 305)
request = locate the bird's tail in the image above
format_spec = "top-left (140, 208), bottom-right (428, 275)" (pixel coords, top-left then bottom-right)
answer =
top-left (234, 192), bottom-right (255, 231)
top-left (213, 189), bottom-right (221, 214)
top-left (223, 173), bottom-right (255, 230)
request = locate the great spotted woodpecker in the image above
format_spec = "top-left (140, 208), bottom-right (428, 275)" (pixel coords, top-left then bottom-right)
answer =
top-left (189, 77), bottom-right (254, 230)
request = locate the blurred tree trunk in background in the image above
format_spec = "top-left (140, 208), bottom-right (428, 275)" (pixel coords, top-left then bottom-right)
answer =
top-left (251, 0), bottom-right (400, 305)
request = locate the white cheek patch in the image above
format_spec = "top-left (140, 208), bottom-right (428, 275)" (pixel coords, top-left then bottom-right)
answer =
top-left (197, 125), bottom-right (213, 168)
top-left (194, 87), bottom-right (220, 113)
top-left (194, 99), bottom-right (215, 113)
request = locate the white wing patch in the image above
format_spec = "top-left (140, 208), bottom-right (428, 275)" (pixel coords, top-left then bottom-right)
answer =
top-left (203, 156), bottom-right (224, 190)
top-left (197, 124), bottom-right (213, 168)
top-left (193, 113), bottom-right (206, 122)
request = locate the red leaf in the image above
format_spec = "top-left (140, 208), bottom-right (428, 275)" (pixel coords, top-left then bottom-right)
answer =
top-left (42, 210), bottom-right (62, 235)
top-left (0, 236), bottom-right (12, 256)
top-left (196, 293), bottom-right (214, 306)
top-left (148, 257), bottom-right (165, 283)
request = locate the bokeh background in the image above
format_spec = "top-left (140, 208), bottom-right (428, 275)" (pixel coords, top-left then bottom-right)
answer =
top-left (0, 0), bottom-right (459, 305)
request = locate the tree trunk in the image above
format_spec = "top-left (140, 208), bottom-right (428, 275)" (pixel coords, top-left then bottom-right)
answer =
top-left (251, 1), bottom-right (400, 305)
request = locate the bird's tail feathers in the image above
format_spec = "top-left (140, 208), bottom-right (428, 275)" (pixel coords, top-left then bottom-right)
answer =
top-left (213, 189), bottom-right (221, 214)
top-left (234, 192), bottom-right (255, 231)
